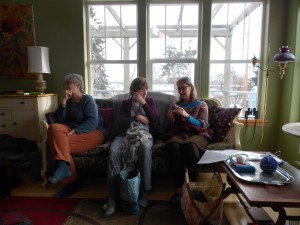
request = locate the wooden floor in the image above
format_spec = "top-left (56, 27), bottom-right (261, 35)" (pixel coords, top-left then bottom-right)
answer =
top-left (9, 170), bottom-right (297, 225)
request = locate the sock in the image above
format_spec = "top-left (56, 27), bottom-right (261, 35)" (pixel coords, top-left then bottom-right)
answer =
top-left (139, 191), bottom-right (148, 208)
top-left (104, 197), bottom-right (116, 216)
top-left (49, 161), bottom-right (71, 184)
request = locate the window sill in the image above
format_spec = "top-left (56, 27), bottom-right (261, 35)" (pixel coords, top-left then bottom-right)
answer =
top-left (237, 118), bottom-right (268, 127)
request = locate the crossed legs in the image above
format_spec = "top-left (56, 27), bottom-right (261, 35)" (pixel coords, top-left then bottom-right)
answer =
top-left (47, 124), bottom-right (104, 197)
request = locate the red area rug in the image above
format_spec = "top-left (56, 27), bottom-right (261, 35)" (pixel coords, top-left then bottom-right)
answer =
top-left (0, 197), bottom-right (229, 225)
top-left (0, 196), bottom-right (78, 225)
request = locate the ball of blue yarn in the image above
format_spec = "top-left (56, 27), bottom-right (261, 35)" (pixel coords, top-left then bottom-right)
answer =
top-left (260, 154), bottom-right (278, 173)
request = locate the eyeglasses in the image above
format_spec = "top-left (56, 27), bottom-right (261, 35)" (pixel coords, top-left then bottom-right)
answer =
top-left (176, 85), bottom-right (189, 91)
top-left (137, 88), bottom-right (148, 93)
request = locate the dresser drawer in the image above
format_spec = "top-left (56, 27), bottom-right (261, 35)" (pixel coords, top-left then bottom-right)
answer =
top-left (0, 109), bottom-right (36, 141)
top-left (0, 98), bottom-right (34, 109)
top-left (0, 109), bottom-right (12, 121)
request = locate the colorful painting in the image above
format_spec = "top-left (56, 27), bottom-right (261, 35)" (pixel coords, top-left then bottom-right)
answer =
top-left (0, 4), bottom-right (35, 78)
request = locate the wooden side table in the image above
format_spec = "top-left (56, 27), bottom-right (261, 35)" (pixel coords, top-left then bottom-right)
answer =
top-left (222, 161), bottom-right (300, 225)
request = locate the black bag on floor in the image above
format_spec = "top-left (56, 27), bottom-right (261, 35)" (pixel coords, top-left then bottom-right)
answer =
top-left (0, 134), bottom-right (38, 167)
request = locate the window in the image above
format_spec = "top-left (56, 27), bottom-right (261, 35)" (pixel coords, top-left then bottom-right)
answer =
top-left (209, 2), bottom-right (263, 116)
top-left (86, 1), bottom-right (201, 98)
top-left (85, 0), bottom-right (264, 109)
top-left (86, 3), bottom-right (138, 98)
top-left (148, 3), bottom-right (200, 96)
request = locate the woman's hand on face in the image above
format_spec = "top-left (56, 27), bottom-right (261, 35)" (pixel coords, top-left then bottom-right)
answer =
top-left (133, 92), bottom-right (146, 105)
top-left (63, 90), bottom-right (72, 102)
top-left (136, 115), bottom-right (149, 125)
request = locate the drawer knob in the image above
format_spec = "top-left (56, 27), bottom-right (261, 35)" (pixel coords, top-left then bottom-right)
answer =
top-left (1, 112), bottom-right (4, 116)
top-left (13, 122), bottom-right (17, 125)
top-left (20, 101), bottom-right (25, 104)
top-left (1, 124), bottom-right (6, 127)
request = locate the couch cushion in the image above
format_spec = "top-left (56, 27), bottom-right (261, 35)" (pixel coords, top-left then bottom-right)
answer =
top-left (99, 108), bottom-right (113, 129)
top-left (72, 142), bottom-right (111, 157)
top-left (95, 98), bottom-right (113, 108)
top-left (147, 92), bottom-right (177, 135)
top-left (206, 140), bottom-right (233, 150)
top-left (201, 98), bottom-right (222, 109)
top-left (111, 93), bottom-right (131, 136)
top-left (209, 106), bottom-right (241, 142)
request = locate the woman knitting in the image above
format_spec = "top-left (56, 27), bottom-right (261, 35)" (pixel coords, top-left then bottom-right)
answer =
top-left (165, 76), bottom-right (212, 205)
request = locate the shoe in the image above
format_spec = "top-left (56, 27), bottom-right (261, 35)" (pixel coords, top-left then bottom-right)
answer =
top-left (53, 180), bottom-right (81, 198)
top-left (104, 205), bottom-right (116, 217)
top-left (169, 193), bottom-right (181, 205)
top-left (104, 198), bottom-right (116, 217)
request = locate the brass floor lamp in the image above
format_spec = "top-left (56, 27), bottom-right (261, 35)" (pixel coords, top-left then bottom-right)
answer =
top-left (251, 45), bottom-right (295, 148)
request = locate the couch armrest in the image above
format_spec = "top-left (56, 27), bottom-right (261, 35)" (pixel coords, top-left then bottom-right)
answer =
top-left (224, 120), bottom-right (244, 150)
top-left (40, 120), bottom-right (49, 187)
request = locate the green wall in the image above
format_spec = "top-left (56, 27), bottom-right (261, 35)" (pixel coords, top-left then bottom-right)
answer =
top-left (238, 0), bottom-right (300, 167)
top-left (0, 0), bottom-right (299, 165)
top-left (277, 0), bottom-right (300, 168)
top-left (0, 0), bottom-right (84, 99)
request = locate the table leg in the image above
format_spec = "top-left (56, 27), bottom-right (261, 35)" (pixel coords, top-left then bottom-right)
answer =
top-left (40, 120), bottom-right (49, 187)
top-left (40, 140), bottom-right (48, 187)
top-left (223, 174), bottom-right (239, 199)
top-left (224, 174), bottom-right (275, 224)
top-left (223, 186), bottom-right (235, 199)
top-left (271, 207), bottom-right (287, 225)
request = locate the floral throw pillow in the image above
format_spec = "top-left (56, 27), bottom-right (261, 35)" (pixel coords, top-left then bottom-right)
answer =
top-left (209, 106), bottom-right (241, 142)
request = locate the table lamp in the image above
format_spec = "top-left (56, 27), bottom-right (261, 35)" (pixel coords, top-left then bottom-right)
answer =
top-left (27, 46), bottom-right (51, 93)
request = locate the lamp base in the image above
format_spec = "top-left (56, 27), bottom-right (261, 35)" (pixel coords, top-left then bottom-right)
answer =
top-left (35, 74), bottom-right (46, 93)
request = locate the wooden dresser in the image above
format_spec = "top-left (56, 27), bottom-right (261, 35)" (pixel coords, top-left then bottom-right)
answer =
top-left (0, 94), bottom-right (58, 149)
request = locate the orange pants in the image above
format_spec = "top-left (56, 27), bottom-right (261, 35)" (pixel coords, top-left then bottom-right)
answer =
top-left (47, 123), bottom-right (105, 183)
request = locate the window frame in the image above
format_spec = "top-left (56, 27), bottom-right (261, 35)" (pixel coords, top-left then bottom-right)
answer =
top-left (209, 0), bottom-right (266, 118)
top-left (85, 1), bottom-right (139, 97)
top-left (146, 1), bottom-right (202, 95)
top-left (84, 0), bottom-right (268, 122)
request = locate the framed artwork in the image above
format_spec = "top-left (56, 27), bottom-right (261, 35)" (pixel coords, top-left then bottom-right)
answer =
top-left (0, 4), bottom-right (35, 79)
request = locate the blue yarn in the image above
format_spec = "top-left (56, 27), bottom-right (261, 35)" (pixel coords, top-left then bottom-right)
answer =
top-left (260, 154), bottom-right (278, 173)
top-left (235, 163), bottom-right (256, 173)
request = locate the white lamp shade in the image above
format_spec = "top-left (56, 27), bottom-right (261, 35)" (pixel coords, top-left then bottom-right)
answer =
top-left (28, 46), bottom-right (51, 73)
